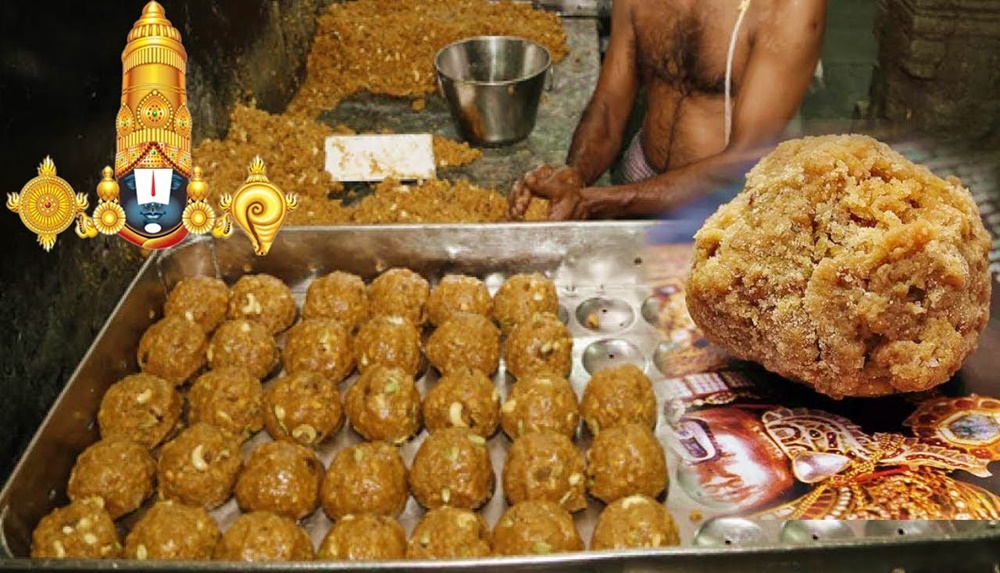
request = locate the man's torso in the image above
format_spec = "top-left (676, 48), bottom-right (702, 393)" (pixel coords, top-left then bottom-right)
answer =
top-left (631, 0), bottom-right (767, 171)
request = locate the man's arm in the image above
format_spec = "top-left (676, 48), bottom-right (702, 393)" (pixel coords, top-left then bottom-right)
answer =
top-left (508, 0), bottom-right (641, 218)
top-left (578, 0), bottom-right (826, 218)
top-left (565, 0), bottom-right (641, 185)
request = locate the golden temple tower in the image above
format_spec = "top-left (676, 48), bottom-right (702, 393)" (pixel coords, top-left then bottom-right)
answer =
top-left (114, 0), bottom-right (192, 179)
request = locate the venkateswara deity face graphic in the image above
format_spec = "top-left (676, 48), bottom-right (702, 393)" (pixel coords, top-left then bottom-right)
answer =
top-left (119, 168), bottom-right (186, 240)
top-left (670, 407), bottom-right (799, 512)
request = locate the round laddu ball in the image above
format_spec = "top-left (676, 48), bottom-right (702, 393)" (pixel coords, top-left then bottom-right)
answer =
top-left (503, 431), bottom-right (586, 512)
top-left (586, 423), bottom-right (667, 504)
top-left (426, 313), bottom-right (500, 376)
top-left (137, 315), bottom-right (207, 385)
top-left (320, 441), bottom-right (409, 520)
top-left (580, 364), bottom-right (657, 435)
top-left (493, 272), bottom-right (559, 333)
top-left (344, 365), bottom-right (422, 444)
top-left (98, 373), bottom-right (182, 449)
top-left (426, 274), bottom-right (493, 326)
top-left (282, 319), bottom-right (355, 384)
top-left (500, 374), bottom-right (580, 440)
top-left (303, 270), bottom-right (370, 330)
top-left (31, 498), bottom-right (121, 559)
top-left (422, 367), bottom-right (500, 438)
top-left (492, 500), bottom-right (583, 556)
top-left (164, 276), bottom-right (230, 333)
top-left (409, 427), bottom-right (494, 510)
top-left (188, 367), bottom-right (264, 441)
top-left (406, 507), bottom-right (492, 559)
top-left (352, 314), bottom-right (422, 376)
top-left (124, 500), bottom-right (220, 560)
top-left (157, 423), bottom-right (243, 509)
top-left (686, 134), bottom-right (992, 398)
top-left (317, 514), bottom-right (406, 560)
top-left (504, 312), bottom-right (573, 379)
top-left (67, 438), bottom-right (156, 519)
top-left (263, 371), bottom-right (344, 447)
top-left (235, 441), bottom-right (324, 520)
top-left (590, 494), bottom-right (680, 550)
top-left (227, 274), bottom-right (297, 335)
top-left (207, 319), bottom-right (279, 380)
top-left (213, 511), bottom-right (314, 561)
top-left (368, 268), bottom-right (430, 325)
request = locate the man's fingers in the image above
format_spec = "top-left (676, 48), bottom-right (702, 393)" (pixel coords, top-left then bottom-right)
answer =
top-left (513, 194), bottom-right (530, 218)
top-left (516, 193), bottom-right (532, 217)
top-left (507, 181), bottom-right (521, 218)
top-left (508, 180), bottom-right (530, 219)
top-left (534, 163), bottom-right (554, 176)
top-left (528, 163), bottom-right (554, 183)
top-left (508, 183), bottom-right (521, 218)
top-left (548, 203), bottom-right (573, 221)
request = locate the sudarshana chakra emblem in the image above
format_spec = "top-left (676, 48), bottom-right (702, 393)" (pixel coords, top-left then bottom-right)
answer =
top-left (6, 157), bottom-right (96, 251)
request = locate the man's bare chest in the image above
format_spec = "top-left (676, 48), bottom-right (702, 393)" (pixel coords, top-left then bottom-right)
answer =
top-left (633, 2), bottom-right (751, 96)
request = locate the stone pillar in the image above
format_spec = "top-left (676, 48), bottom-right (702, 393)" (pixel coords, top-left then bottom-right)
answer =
top-left (871, 0), bottom-right (1000, 144)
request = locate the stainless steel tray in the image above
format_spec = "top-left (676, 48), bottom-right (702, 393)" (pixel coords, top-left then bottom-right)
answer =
top-left (2, 222), bottom-right (1000, 572)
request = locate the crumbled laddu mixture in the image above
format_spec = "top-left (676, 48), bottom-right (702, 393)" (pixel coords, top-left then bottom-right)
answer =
top-left (287, 180), bottom-right (549, 225)
top-left (350, 179), bottom-right (505, 224)
top-left (191, 0), bottom-right (567, 224)
top-left (432, 136), bottom-right (482, 169)
top-left (195, 105), bottom-right (549, 225)
top-left (194, 105), bottom-right (345, 204)
top-left (686, 134), bottom-right (992, 398)
top-left (289, 0), bottom-right (568, 117)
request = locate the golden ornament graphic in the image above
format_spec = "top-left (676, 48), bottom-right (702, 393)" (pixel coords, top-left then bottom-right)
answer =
top-left (7, 157), bottom-right (95, 251)
top-left (180, 166), bottom-right (215, 235)
top-left (905, 394), bottom-right (1000, 462)
top-left (183, 201), bottom-right (215, 235)
top-left (752, 407), bottom-right (999, 519)
top-left (214, 156), bottom-right (298, 256)
top-left (93, 201), bottom-right (127, 235)
top-left (96, 166), bottom-right (120, 202)
top-left (186, 166), bottom-right (210, 201)
top-left (92, 166), bottom-right (125, 236)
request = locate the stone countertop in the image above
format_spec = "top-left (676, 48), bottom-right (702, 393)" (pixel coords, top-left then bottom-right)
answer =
top-left (318, 18), bottom-right (604, 194)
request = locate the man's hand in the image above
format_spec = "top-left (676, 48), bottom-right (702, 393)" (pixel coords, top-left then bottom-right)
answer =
top-left (509, 164), bottom-right (589, 221)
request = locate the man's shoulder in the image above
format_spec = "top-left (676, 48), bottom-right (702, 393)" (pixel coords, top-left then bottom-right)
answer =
top-left (614, 0), bottom-right (640, 9)
top-left (610, 0), bottom-right (639, 16)
top-left (756, 0), bottom-right (826, 20)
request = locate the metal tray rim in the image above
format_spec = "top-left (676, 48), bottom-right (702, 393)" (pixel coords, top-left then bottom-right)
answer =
top-left (4, 223), bottom-right (1000, 571)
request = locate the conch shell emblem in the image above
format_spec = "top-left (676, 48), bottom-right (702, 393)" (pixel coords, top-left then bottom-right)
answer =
top-left (214, 156), bottom-right (298, 255)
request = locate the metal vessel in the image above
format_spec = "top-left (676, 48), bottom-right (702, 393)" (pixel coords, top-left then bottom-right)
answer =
top-left (435, 37), bottom-right (551, 146)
